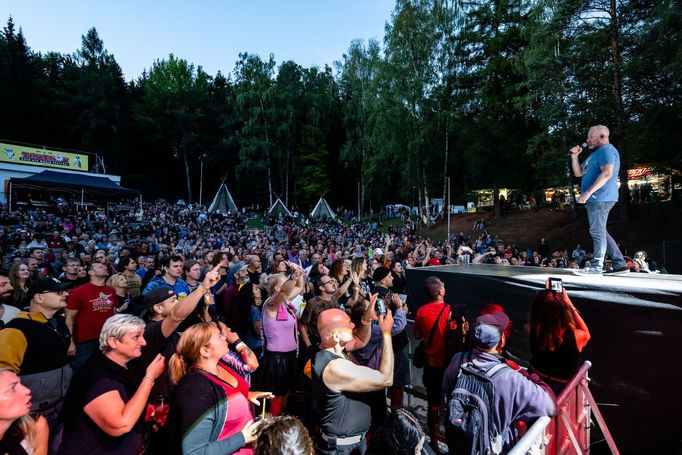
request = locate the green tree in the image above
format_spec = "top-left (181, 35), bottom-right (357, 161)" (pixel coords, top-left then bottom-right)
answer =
top-left (297, 65), bottom-right (338, 209)
top-left (70, 28), bottom-right (129, 170)
top-left (272, 60), bottom-right (304, 205)
top-left (523, 0), bottom-right (681, 219)
top-left (233, 53), bottom-right (276, 206)
top-left (140, 54), bottom-right (209, 202)
top-left (298, 126), bottom-right (330, 208)
top-left (382, 0), bottom-right (442, 214)
top-left (337, 38), bottom-right (382, 215)
top-left (0, 17), bottom-right (42, 142)
top-left (449, 0), bottom-right (539, 217)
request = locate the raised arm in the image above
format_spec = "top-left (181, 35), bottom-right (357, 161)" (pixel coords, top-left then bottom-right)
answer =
top-left (561, 291), bottom-right (591, 351)
top-left (161, 265), bottom-right (221, 338)
top-left (84, 354), bottom-right (165, 436)
top-left (334, 271), bottom-right (355, 298)
top-left (570, 146), bottom-right (584, 177)
top-left (323, 312), bottom-right (394, 392)
top-left (346, 294), bottom-right (378, 352)
top-left (285, 263), bottom-right (306, 299)
top-left (220, 322), bottom-right (259, 371)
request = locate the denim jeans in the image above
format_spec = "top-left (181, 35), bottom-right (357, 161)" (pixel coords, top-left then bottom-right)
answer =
top-left (585, 201), bottom-right (625, 270)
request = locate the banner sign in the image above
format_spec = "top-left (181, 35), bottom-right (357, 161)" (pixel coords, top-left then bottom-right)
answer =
top-left (0, 142), bottom-right (89, 171)
top-left (627, 165), bottom-right (655, 179)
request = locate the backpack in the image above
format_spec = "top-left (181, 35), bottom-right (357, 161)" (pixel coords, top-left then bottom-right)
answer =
top-left (446, 355), bottom-right (509, 455)
top-left (445, 303), bottom-right (471, 361)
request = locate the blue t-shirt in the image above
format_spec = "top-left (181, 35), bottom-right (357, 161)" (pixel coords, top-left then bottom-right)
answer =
top-left (142, 275), bottom-right (191, 299)
top-left (581, 143), bottom-right (620, 202)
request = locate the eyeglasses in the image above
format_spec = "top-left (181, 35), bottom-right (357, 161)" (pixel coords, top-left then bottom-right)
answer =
top-left (41, 290), bottom-right (67, 296)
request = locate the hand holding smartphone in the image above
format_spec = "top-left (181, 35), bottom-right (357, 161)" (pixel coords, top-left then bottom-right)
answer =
top-left (547, 277), bottom-right (563, 293)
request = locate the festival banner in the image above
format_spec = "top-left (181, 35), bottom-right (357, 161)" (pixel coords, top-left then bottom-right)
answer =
top-left (0, 142), bottom-right (89, 172)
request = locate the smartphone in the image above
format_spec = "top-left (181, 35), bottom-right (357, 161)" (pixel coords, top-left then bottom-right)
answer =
top-left (375, 297), bottom-right (387, 316)
top-left (549, 277), bottom-right (563, 293)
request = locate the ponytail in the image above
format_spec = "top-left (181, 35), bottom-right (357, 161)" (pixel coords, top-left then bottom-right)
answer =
top-left (168, 322), bottom-right (216, 384)
top-left (168, 353), bottom-right (189, 385)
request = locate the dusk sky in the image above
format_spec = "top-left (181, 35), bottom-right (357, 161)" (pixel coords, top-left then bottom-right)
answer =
top-left (3, 1), bottom-right (395, 80)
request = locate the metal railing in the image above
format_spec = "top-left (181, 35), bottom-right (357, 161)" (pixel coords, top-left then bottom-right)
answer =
top-left (508, 361), bottom-right (619, 455)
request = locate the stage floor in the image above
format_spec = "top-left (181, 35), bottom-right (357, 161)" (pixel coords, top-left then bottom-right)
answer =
top-left (404, 264), bottom-right (682, 454)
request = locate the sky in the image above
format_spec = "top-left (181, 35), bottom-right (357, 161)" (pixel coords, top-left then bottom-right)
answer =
top-left (2, 0), bottom-right (395, 81)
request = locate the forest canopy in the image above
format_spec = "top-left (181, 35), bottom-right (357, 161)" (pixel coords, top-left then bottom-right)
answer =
top-left (1, 0), bottom-right (679, 214)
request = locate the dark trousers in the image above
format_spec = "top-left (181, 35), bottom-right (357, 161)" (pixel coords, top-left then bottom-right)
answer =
top-left (70, 339), bottom-right (99, 370)
top-left (316, 436), bottom-right (367, 455)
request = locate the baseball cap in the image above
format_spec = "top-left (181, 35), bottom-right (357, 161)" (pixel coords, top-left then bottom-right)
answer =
top-left (144, 287), bottom-right (176, 307)
top-left (473, 312), bottom-right (510, 349)
top-left (372, 267), bottom-right (391, 282)
top-left (229, 262), bottom-right (248, 277)
top-left (27, 278), bottom-right (72, 301)
top-left (428, 257), bottom-right (442, 266)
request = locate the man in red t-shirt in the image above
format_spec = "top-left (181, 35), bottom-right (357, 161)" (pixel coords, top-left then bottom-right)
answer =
top-left (65, 262), bottom-right (118, 369)
top-left (414, 276), bottom-right (451, 453)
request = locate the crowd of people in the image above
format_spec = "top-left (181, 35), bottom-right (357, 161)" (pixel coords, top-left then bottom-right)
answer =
top-left (0, 197), bottom-right (650, 454)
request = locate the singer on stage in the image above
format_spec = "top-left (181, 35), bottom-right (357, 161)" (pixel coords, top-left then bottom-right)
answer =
top-left (570, 125), bottom-right (627, 274)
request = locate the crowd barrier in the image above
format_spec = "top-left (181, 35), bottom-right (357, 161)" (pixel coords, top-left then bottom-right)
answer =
top-left (508, 361), bottom-right (619, 455)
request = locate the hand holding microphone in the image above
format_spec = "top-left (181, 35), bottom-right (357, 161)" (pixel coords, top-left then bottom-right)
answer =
top-left (568, 143), bottom-right (587, 156)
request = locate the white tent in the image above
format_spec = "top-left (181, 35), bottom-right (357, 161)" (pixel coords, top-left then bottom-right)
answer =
top-left (310, 197), bottom-right (336, 220)
top-left (208, 182), bottom-right (238, 213)
top-left (267, 197), bottom-right (292, 218)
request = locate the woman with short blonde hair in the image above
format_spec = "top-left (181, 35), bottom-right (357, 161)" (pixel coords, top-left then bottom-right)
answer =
top-left (58, 314), bottom-right (165, 454)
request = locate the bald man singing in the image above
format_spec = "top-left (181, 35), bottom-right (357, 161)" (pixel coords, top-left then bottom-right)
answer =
top-left (570, 124), bottom-right (627, 274)
top-left (312, 297), bottom-right (394, 455)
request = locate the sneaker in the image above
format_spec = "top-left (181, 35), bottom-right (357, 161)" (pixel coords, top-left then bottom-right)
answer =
top-left (604, 266), bottom-right (629, 274)
top-left (575, 266), bottom-right (603, 275)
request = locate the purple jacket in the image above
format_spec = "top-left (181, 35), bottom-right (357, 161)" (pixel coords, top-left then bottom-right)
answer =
top-left (443, 350), bottom-right (556, 450)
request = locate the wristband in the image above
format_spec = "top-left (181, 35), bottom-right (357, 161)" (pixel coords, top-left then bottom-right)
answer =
top-left (197, 285), bottom-right (208, 295)
top-left (361, 318), bottom-right (372, 326)
top-left (234, 342), bottom-right (247, 352)
top-left (143, 375), bottom-right (155, 383)
top-left (230, 338), bottom-right (244, 349)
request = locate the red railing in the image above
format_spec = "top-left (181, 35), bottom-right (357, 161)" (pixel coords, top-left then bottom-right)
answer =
top-left (509, 361), bottom-right (620, 455)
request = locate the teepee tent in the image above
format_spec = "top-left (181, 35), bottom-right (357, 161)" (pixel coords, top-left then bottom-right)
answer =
top-left (208, 182), bottom-right (238, 213)
top-left (267, 197), bottom-right (292, 218)
top-left (310, 197), bottom-right (336, 220)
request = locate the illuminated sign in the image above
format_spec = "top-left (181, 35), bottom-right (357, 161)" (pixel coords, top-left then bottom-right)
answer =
top-left (627, 166), bottom-right (655, 179)
top-left (0, 142), bottom-right (89, 171)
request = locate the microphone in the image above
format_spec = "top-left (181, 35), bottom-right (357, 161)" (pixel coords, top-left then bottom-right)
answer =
top-left (568, 143), bottom-right (587, 156)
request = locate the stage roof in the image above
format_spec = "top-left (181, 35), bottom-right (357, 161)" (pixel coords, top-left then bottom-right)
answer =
top-left (10, 170), bottom-right (138, 195)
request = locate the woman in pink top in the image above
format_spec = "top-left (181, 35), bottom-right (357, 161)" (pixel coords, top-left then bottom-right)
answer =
top-left (257, 263), bottom-right (306, 416)
top-left (167, 322), bottom-right (272, 455)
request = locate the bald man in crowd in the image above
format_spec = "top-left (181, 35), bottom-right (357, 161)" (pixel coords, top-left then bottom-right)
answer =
top-left (312, 302), bottom-right (394, 455)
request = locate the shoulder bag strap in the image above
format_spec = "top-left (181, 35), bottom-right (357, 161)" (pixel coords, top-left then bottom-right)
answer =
top-left (426, 304), bottom-right (448, 348)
